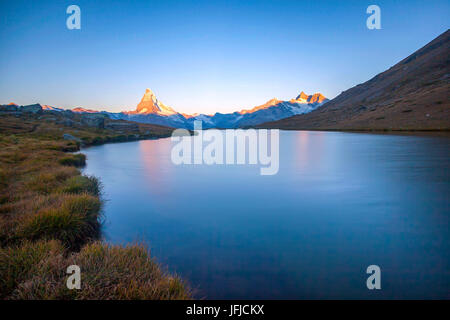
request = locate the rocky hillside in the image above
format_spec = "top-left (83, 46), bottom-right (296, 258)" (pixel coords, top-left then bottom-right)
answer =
top-left (0, 103), bottom-right (175, 144)
top-left (258, 30), bottom-right (450, 131)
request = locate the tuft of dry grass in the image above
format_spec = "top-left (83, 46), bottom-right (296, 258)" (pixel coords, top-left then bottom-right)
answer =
top-left (58, 175), bottom-right (101, 196)
top-left (1, 241), bottom-right (190, 300)
top-left (69, 242), bottom-right (191, 300)
top-left (15, 194), bottom-right (101, 248)
top-left (0, 240), bottom-right (65, 298)
top-left (25, 167), bottom-right (79, 194)
top-left (58, 153), bottom-right (86, 167)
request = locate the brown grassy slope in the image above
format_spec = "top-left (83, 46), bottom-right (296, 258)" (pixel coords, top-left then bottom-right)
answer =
top-left (0, 115), bottom-right (191, 299)
top-left (0, 112), bottom-right (174, 143)
top-left (258, 29), bottom-right (450, 131)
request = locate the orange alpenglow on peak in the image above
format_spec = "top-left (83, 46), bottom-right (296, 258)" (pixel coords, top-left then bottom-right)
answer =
top-left (308, 93), bottom-right (327, 104)
top-left (296, 91), bottom-right (309, 101)
top-left (133, 88), bottom-right (177, 116)
top-left (72, 107), bottom-right (98, 113)
top-left (122, 88), bottom-right (327, 118)
top-left (239, 92), bottom-right (327, 115)
top-left (293, 92), bottom-right (327, 104)
top-left (239, 98), bottom-right (282, 114)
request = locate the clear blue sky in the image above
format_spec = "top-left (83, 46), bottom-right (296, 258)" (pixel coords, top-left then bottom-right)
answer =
top-left (0, 0), bottom-right (448, 114)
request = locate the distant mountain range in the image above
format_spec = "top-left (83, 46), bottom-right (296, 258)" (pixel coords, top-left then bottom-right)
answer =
top-left (258, 29), bottom-right (450, 131)
top-left (85, 88), bottom-right (327, 129)
top-left (8, 30), bottom-right (447, 132)
top-left (2, 89), bottom-right (328, 129)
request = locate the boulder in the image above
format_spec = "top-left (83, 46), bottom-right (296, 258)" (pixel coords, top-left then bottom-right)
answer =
top-left (80, 113), bottom-right (106, 129)
top-left (58, 118), bottom-right (76, 127)
top-left (63, 133), bottom-right (82, 143)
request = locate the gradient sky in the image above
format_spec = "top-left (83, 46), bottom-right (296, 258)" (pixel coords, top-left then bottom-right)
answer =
top-left (0, 0), bottom-right (448, 114)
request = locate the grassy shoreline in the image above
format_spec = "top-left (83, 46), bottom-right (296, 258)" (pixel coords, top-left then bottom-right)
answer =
top-left (0, 113), bottom-right (191, 299)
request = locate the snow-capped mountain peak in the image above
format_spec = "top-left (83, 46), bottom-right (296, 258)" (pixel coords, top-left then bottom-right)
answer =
top-left (134, 88), bottom-right (177, 116)
top-left (295, 91), bottom-right (309, 102)
top-left (292, 91), bottom-right (327, 104)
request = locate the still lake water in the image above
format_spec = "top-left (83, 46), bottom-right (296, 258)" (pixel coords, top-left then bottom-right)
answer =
top-left (82, 131), bottom-right (450, 299)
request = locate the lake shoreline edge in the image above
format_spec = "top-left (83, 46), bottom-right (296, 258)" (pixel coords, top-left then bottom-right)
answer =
top-left (0, 113), bottom-right (193, 299)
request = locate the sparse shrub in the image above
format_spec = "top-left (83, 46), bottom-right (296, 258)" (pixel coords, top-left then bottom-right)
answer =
top-left (59, 175), bottom-right (101, 196)
top-left (58, 153), bottom-right (86, 167)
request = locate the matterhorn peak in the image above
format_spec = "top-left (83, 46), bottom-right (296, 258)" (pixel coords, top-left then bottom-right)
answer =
top-left (135, 88), bottom-right (177, 115)
top-left (141, 88), bottom-right (156, 102)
